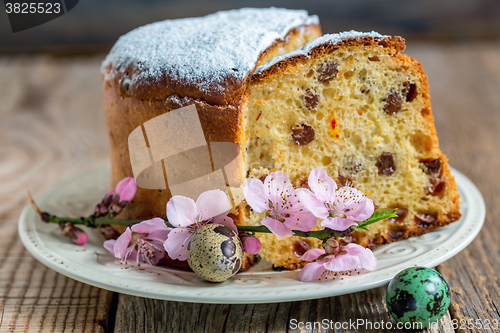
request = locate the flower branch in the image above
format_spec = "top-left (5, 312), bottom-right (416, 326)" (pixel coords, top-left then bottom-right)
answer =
top-left (32, 202), bottom-right (396, 241)
top-left (29, 168), bottom-right (398, 283)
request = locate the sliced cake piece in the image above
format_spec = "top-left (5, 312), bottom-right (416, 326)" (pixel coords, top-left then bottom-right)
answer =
top-left (241, 31), bottom-right (461, 269)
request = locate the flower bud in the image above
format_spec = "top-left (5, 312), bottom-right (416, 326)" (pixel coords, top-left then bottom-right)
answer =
top-left (60, 222), bottom-right (87, 245)
top-left (98, 225), bottom-right (121, 240)
top-left (94, 202), bottom-right (109, 217)
top-left (94, 189), bottom-right (115, 217)
top-left (103, 189), bottom-right (114, 206)
top-left (115, 177), bottom-right (137, 203)
top-left (110, 203), bottom-right (123, 216)
top-left (323, 238), bottom-right (339, 255)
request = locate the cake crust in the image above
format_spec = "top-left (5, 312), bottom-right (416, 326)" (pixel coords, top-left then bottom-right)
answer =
top-left (102, 8), bottom-right (320, 106)
top-left (252, 34), bottom-right (406, 82)
top-left (103, 87), bottom-right (246, 221)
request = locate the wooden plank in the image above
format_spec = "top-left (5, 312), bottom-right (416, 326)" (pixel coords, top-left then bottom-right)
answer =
top-left (114, 289), bottom-right (454, 333)
top-left (0, 221), bottom-right (114, 332)
top-left (0, 56), bottom-right (114, 332)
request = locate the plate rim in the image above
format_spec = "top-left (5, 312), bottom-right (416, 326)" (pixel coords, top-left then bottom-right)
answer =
top-left (18, 166), bottom-right (486, 304)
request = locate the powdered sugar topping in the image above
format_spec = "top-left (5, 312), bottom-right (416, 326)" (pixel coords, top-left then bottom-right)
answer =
top-left (255, 31), bottom-right (388, 74)
top-left (101, 8), bottom-right (318, 97)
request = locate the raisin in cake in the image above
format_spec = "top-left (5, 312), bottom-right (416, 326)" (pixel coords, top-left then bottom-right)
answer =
top-left (101, 9), bottom-right (460, 270)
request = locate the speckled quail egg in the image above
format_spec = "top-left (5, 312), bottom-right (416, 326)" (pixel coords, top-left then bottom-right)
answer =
top-left (187, 224), bottom-right (243, 282)
top-left (386, 267), bottom-right (451, 328)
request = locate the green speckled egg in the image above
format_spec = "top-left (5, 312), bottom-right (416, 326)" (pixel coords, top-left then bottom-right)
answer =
top-left (386, 267), bottom-right (450, 328)
top-left (187, 224), bottom-right (243, 282)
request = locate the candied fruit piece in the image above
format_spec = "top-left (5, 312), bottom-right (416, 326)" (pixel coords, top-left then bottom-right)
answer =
top-left (383, 92), bottom-right (403, 115)
top-left (421, 108), bottom-right (431, 117)
top-left (376, 152), bottom-right (396, 176)
top-left (291, 124), bottom-right (315, 145)
top-left (328, 117), bottom-right (340, 139)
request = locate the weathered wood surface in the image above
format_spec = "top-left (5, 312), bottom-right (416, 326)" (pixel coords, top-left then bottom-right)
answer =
top-left (0, 42), bottom-right (499, 332)
top-left (409, 43), bottom-right (500, 333)
top-left (0, 56), bottom-right (113, 332)
top-left (115, 289), bottom-right (454, 333)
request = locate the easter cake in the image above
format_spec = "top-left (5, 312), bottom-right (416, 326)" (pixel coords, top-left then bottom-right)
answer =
top-left (101, 8), bottom-right (460, 270)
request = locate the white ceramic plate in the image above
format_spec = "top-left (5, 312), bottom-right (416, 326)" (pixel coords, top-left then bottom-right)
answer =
top-left (19, 165), bottom-right (485, 304)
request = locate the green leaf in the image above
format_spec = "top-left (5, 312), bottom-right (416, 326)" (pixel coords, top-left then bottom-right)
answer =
top-left (356, 208), bottom-right (398, 230)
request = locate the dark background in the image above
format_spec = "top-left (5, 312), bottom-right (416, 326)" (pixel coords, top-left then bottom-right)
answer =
top-left (1, 0), bottom-right (500, 55)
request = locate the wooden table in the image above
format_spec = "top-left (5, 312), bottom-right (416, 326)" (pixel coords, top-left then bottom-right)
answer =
top-left (1, 41), bottom-right (499, 332)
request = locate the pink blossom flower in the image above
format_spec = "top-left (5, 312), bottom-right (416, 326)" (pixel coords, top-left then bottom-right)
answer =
top-left (297, 240), bottom-right (377, 282)
top-left (163, 190), bottom-right (237, 261)
top-left (298, 168), bottom-right (374, 231)
top-left (103, 218), bottom-right (171, 266)
top-left (241, 235), bottom-right (261, 255)
top-left (60, 222), bottom-right (87, 245)
top-left (243, 171), bottom-right (317, 238)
